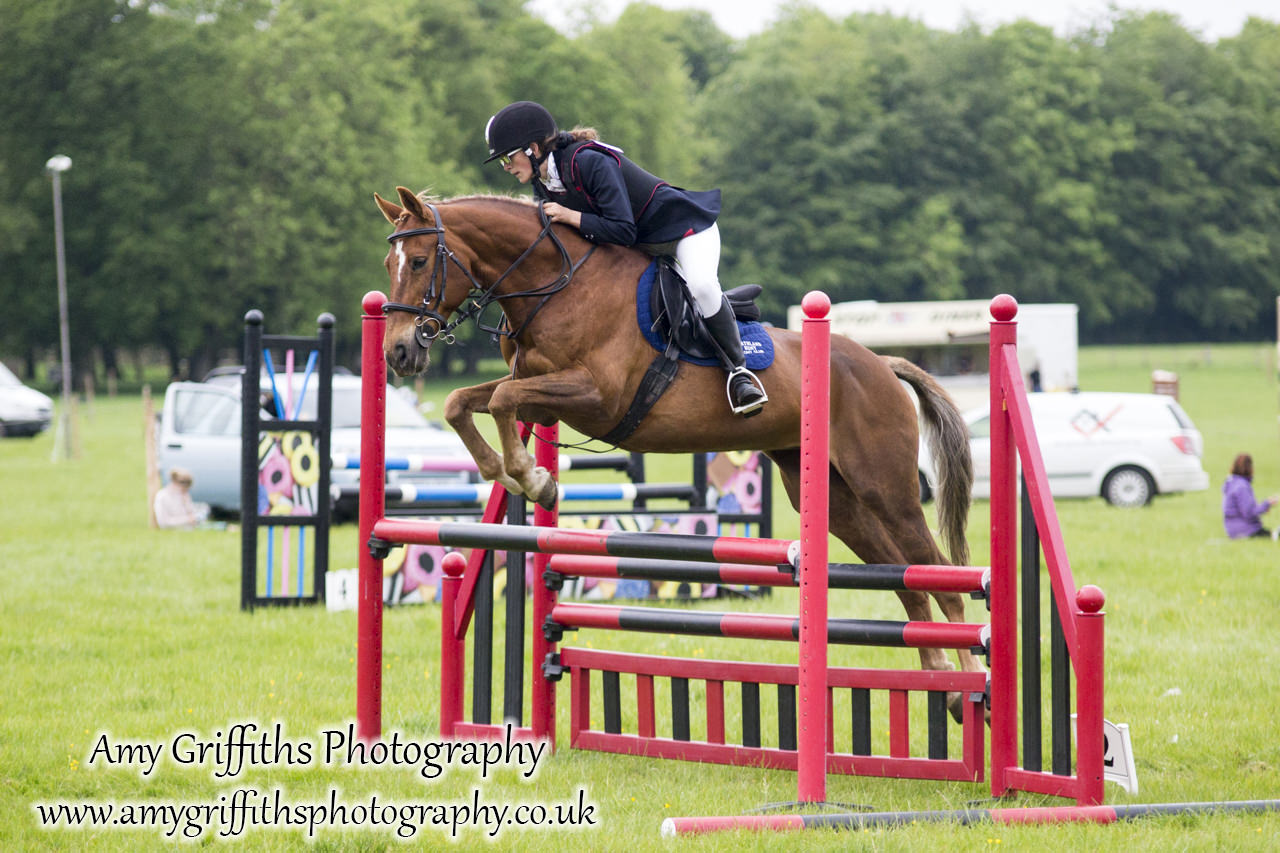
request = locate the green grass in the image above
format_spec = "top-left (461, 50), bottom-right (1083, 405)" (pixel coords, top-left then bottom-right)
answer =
top-left (3, 344), bottom-right (1280, 850)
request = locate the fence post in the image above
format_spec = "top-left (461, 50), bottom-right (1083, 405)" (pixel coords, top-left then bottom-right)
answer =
top-left (240, 311), bottom-right (263, 611)
top-left (314, 312), bottom-right (335, 603)
top-left (531, 422), bottom-right (560, 745)
top-left (440, 552), bottom-right (466, 738)
top-left (797, 291), bottom-right (831, 803)
top-left (988, 294), bottom-right (1019, 796)
top-left (1075, 585), bottom-right (1107, 805)
top-left (357, 291), bottom-right (388, 740)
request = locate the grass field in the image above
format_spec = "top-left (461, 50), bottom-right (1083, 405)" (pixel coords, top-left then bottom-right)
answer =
top-left (3, 342), bottom-right (1280, 851)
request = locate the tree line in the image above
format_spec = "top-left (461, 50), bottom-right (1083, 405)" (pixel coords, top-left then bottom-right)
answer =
top-left (3, 0), bottom-right (1278, 385)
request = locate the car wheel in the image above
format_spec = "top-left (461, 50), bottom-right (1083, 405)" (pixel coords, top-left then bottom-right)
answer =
top-left (918, 470), bottom-right (933, 504)
top-left (1102, 466), bottom-right (1154, 507)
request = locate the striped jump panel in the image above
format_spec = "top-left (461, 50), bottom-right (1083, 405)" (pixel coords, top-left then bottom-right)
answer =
top-left (548, 603), bottom-right (989, 650)
top-left (560, 647), bottom-right (986, 783)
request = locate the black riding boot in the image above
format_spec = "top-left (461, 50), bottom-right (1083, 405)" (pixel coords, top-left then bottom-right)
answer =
top-left (703, 298), bottom-right (768, 417)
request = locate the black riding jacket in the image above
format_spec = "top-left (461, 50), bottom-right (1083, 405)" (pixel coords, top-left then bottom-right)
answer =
top-left (533, 138), bottom-right (720, 247)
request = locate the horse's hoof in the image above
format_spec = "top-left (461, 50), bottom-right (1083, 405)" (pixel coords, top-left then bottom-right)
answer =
top-left (534, 475), bottom-right (559, 510)
top-left (946, 690), bottom-right (993, 727)
top-left (946, 691), bottom-right (964, 724)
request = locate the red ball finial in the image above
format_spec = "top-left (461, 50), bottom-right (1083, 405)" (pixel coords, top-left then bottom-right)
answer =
top-left (442, 548), bottom-right (468, 573)
top-left (802, 291), bottom-right (831, 319)
top-left (442, 551), bottom-right (467, 578)
top-left (362, 290), bottom-right (387, 316)
top-left (989, 293), bottom-right (1018, 322)
top-left (1076, 584), bottom-right (1106, 613)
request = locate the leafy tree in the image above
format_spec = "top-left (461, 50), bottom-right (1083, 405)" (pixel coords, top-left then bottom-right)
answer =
top-left (1094, 13), bottom-right (1280, 340)
top-left (4, 0), bottom-right (1280, 379)
top-left (698, 10), bottom-right (958, 319)
top-left (922, 22), bottom-right (1134, 325)
top-left (0, 0), bottom-right (247, 381)
top-left (577, 4), bottom-right (707, 183)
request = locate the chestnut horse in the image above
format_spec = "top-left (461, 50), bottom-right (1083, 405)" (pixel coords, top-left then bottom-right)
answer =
top-left (374, 188), bottom-right (981, 709)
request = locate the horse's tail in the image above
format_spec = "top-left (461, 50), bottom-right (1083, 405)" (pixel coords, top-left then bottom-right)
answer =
top-left (883, 356), bottom-right (973, 566)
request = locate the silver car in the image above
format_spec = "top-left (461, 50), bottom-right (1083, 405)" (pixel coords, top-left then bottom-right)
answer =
top-left (157, 371), bottom-right (474, 517)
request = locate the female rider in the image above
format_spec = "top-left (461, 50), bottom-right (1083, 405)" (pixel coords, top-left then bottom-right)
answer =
top-left (483, 100), bottom-right (767, 417)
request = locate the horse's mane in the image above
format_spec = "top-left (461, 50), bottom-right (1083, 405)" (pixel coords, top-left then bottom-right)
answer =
top-left (416, 191), bottom-right (537, 211)
top-left (412, 190), bottom-right (616, 256)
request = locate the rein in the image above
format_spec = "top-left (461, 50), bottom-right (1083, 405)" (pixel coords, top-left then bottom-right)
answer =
top-left (382, 201), bottom-right (595, 347)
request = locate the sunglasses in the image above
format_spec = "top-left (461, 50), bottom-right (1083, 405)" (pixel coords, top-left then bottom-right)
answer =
top-left (498, 149), bottom-right (522, 167)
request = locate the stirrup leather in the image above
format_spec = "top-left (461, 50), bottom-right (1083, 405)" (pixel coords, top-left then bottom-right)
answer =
top-left (726, 366), bottom-right (768, 415)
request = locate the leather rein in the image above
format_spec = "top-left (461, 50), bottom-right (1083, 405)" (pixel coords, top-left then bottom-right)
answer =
top-left (382, 201), bottom-right (595, 347)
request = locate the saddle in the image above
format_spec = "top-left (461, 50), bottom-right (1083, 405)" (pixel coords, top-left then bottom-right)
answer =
top-left (648, 259), bottom-right (762, 363)
top-left (600, 258), bottom-right (764, 445)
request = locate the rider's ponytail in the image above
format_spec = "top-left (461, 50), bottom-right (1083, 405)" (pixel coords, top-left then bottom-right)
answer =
top-left (550, 127), bottom-right (599, 150)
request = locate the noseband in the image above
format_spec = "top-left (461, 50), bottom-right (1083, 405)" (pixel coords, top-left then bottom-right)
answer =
top-left (383, 201), bottom-right (595, 348)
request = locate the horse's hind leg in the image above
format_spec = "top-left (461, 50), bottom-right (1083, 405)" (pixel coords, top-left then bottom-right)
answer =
top-left (769, 449), bottom-right (984, 721)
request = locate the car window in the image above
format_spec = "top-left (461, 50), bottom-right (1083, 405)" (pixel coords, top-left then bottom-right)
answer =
top-left (171, 388), bottom-right (239, 436)
top-left (1109, 402), bottom-right (1179, 430)
top-left (968, 416), bottom-right (990, 439)
top-left (273, 386), bottom-right (429, 430)
top-left (266, 386), bottom-right (322, 423)
top-left (0, 362), bottom-right (23, 388)
top-left (1166, 403), bottom-right (1194, 430)
top-left (325, 389), bottom-right (356, 428)
top-left (384, 390), bottom-right (429, 429)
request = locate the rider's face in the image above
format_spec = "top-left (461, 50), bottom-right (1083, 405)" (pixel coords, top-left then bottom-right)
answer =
top-left (502, 148), bottom-right (535, 184)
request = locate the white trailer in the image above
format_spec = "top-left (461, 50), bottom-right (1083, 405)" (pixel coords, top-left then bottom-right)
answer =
top-left (786, 298), bottom-right (1078, 412)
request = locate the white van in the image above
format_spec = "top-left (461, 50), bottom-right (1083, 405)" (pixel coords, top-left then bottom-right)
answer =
top-left (919, 391), bottom-right (1210, 507)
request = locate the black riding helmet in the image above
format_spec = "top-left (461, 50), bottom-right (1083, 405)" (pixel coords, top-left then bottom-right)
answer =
top-left (484, 101), bottom-right (557, 163)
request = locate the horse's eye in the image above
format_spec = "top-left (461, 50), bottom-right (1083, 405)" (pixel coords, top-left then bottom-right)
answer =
top-left (411, 257), bottom-right (429, 272)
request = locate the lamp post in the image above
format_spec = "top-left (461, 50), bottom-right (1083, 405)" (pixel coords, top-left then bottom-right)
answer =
top-left (46, 154), bottom-right (74, 461)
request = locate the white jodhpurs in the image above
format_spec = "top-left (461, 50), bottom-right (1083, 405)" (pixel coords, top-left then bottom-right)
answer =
top-left (673, 223), bottom-right (724, 318)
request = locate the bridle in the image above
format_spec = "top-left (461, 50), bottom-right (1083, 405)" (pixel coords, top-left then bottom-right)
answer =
top-left (382, 201), bottom-right (595, 347)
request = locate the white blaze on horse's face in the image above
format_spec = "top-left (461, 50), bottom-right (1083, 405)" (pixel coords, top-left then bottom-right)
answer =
top-left (395, 240), bottom-right (408, 283)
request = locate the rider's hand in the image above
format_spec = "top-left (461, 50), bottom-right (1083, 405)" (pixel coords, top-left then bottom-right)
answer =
top-left (543, 202), bottom-right (582, 229)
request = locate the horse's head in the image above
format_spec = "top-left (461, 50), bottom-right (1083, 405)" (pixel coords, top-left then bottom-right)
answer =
top-left (375, 188), bottom-right (591, 377)
top-left (374, 187), bottom-right (470, 376)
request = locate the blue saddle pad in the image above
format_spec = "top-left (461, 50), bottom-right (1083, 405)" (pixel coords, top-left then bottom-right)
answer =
top-left (634, 261), bottom-right (774, 369)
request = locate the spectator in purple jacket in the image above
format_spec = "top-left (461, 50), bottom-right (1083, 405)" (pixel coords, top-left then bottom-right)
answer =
top-left (1222, 453), bottom-right (1277, 539)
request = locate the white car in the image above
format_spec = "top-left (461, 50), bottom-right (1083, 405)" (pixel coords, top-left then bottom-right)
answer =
top-left (0, 362), bottom-right (54, 437)
top-left (157, 371), bottom-right (474, 517)
top-left (919, 391), bottom-right (1210, 507)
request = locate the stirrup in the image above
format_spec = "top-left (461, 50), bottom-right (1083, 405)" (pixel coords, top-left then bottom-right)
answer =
top-left (726, 367), bottom-right (768, 416)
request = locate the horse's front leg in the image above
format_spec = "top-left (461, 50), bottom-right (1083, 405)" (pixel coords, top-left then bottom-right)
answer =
top-left (443, 378), bottom-right (524, 495)
top-left (487, 368), bottom-right (606, 510)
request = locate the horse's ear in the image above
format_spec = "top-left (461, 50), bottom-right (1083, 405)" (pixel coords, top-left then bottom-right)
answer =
top-left (396, 186), bottom-right (429, 222)
top-left (374, 192), bottom-right (403, 225)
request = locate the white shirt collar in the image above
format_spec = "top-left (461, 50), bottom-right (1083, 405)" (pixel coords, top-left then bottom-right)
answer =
top-left (543, 150), bottom-right (565, 193)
